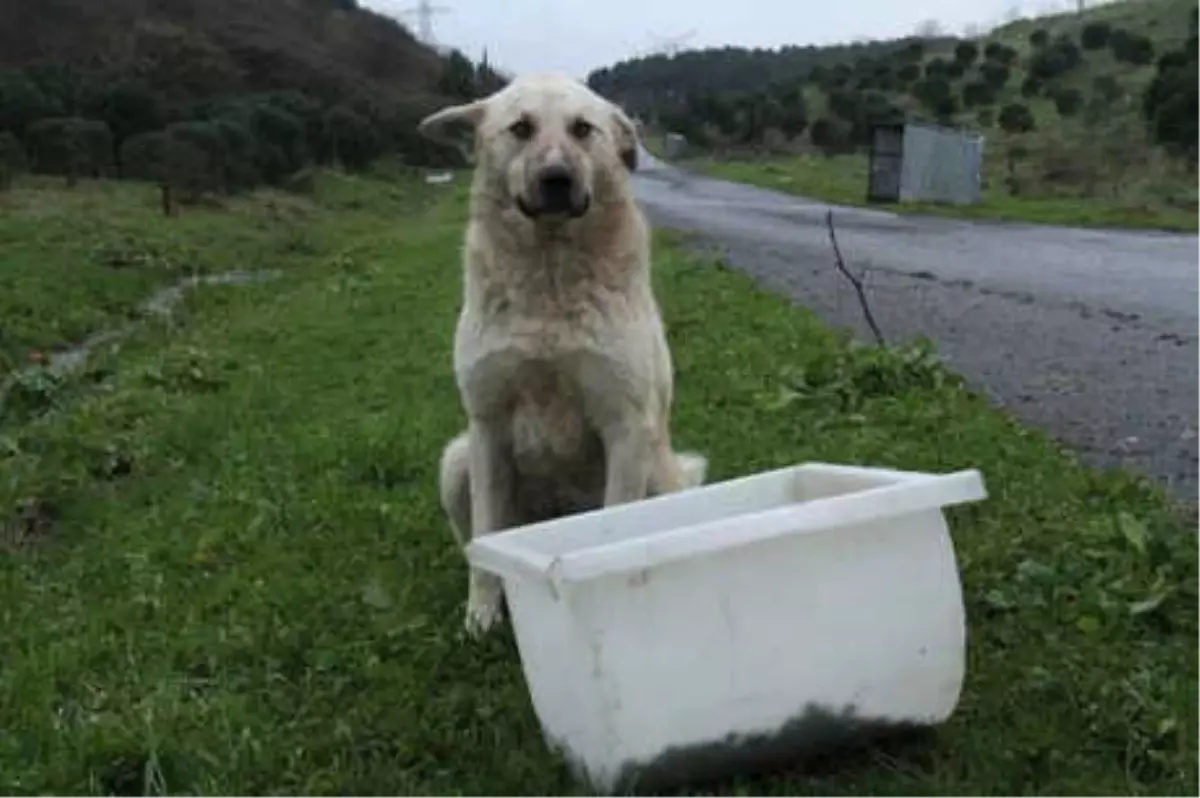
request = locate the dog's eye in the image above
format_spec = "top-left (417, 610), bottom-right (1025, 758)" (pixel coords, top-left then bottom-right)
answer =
top-left (510, 118), bottom-right (534, 140)
top-left (570, 118), bottom-right (593, 139)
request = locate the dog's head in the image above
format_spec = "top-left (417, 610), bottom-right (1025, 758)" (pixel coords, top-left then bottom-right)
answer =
top-left (417, 74), bottom-right (639, 221)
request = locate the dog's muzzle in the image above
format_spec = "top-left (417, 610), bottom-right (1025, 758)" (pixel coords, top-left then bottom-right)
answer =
top-left (518, 165), bottom-right (590, 219)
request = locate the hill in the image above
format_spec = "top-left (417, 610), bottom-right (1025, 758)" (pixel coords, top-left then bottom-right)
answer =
top-left (588, 0), bottom-right (1197, 224)
top-left (0, 0), bottom-right (507, 194)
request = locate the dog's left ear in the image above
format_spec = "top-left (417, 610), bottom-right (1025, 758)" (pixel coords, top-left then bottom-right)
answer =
top-left (608, 105), bottom-right (639, 172)
top-left (417, 100), bottom-right (486, 161)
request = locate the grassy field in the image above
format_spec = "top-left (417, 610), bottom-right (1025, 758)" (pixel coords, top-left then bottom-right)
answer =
top-left (683, 152), bottom-right (1199, 232)
top-left (0, 171), bottom-right (1196, 795)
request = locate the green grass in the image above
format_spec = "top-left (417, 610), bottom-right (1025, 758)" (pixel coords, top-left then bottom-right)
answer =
top-left (1, 173), bottom-right (1196, 795)
top-left (686, 153), bottom-right (1199, 232)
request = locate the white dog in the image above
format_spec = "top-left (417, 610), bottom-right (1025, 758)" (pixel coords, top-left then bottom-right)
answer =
top-left (419, 74), bottom-right (707, 637)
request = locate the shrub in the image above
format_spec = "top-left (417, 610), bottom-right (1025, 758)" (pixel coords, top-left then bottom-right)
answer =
top-left (809, 116), bottom-right (853, 152)
top-left (1030, 35), bottom-right (1082, 80)
top-left (1110, 29), bottom-right (1155, 65)
top-left (954, 41), bottom-right (979, 65)
top-left (984, 42), bottom-right (1018, 66)
top-left (913, 77), bottom-right (952, 110)
top-left (963, 81), bottom-right (997, 108)
top-left (1051, 87), bottom-right (1084, 116)
top-left (1081, 22), bottom-right (1112, 50)
top-left (0, 130), bottom-right (28, 189)
top-left (998, 103), bottom-right (1035, 134)
top-left (980, 62), bottom-right (1010, 89)
top-left (25, 117), bottom-right (113, 184)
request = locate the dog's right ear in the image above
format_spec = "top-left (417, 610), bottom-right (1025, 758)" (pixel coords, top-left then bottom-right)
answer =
top-left (417, 101), bottom-right (486, 157)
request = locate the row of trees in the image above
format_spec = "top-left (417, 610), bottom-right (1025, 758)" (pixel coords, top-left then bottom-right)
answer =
top-left (592, 8), bottom-right (1193, 165)
top-left (0, 49), bottom-right (506, 207)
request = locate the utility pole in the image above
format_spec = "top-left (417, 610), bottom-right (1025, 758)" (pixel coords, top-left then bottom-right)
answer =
top-left (645, 29), bottom-right (697, 57)
top-left (400, 0), bottom-right (451, 46)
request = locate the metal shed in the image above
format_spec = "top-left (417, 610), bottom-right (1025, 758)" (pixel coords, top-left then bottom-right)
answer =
top-left (867, 120), bottom-right (984, 206)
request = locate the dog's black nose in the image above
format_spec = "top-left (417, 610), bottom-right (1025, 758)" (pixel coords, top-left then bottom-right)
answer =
top-left (538, 166), bottom-right (574, 213)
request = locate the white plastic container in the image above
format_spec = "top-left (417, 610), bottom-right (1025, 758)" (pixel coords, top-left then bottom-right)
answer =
top-left (465, 462), bottom-right (987, 793)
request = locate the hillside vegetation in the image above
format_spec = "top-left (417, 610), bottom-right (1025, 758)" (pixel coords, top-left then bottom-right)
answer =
top-left (590, 0), bottom-right (1197, 228)
top-left (0, 0), bottom-right (506, 200)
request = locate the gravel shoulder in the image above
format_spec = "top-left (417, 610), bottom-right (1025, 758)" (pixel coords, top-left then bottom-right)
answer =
top-left (633, 153), bottom-right (1199, 499)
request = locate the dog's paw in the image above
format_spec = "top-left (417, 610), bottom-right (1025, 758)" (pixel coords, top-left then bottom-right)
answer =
top-left (463, 596), bottom-right (504, 639)
top-left (677, 451), bottom-right (708, 489)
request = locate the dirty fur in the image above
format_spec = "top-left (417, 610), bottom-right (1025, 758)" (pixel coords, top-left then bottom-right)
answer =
top-left (420, 74), bottom-right (707, 637)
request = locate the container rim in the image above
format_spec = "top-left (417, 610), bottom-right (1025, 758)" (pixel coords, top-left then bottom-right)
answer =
top-left (465, 464), bottom-right (986, 586)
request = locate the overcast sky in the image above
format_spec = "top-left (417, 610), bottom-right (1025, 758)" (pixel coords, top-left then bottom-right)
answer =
top-left (364, 0), bottom-right (1103, 78)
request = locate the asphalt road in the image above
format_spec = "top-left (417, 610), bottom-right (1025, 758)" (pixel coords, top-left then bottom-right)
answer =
top-left (632, 150), bottom-right (1199, 499)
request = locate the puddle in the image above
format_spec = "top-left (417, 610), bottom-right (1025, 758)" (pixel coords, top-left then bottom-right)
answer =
top-left (1, 270), bottom-right (281, 409)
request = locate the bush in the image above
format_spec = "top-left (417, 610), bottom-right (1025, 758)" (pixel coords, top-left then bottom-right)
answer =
top-left (924, 57), bottom-right (951, 78)
top-left (25, 117), bottom-right (113, 183)
top-left (809, 116), bottom-right (852, 152)
top-left (954, 41), bottom-right (979, 65)
top-left (0, 130), bottom-right (28, 189)
top-left (162, 121), bottom-right (225, 195)
top-left (981, 62), bottom-right (1010, 89)
top-left (89, 79), bottom-right (170, 163)
top-left (0, 72), bottom-right (62, 136)
top-left (1030, 35), bottom-right (1082, 80)
top-left (1021, 77), bottom-right (1043, 98)
top-left (1029, 29), bottom-right (1050, 48)
top-left (1081, 22), bottom-right (1112, 50)
top-left (962, 81), bottom-right (997, 108)
top-left (913, 77), bottom-right (952, 110)
top-left (984, 42), bottom-right (1018, 66)
top-left (1051, 87), bottom-right (1084, 116)
top-left (1112, 32), bottom-right (1155, 65)
top-left (1093, 74), bottom-right (1122, 103)
top-left (998, 103), bottom-right (1035, 134)
top-left (1143, 33), bottom-right (1198, 162)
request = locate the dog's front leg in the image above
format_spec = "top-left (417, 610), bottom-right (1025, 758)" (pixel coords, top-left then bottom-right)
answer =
top-left (465, 418), bottom-right (515, 637)
top-left (601, 422), bottom-right (652, 507)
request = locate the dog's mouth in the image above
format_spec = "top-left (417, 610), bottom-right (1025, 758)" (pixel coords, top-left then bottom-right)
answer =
top-left (516, 193), bottom-right (591, 220)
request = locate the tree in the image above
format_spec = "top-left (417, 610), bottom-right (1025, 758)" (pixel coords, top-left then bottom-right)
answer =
top-left (1081, 21), bottom-right (1112, 50)
top-left (1051, 87), bottom-right (1084, 116)
top-left (998, 102), bottom-right (1035, 134)
top-left (1093, 74), bottom-right (1122, 103)
top-left (913, 77), bottom-right (952, 111)
top-left (88, 80), bottom-right (170, 173)
top-left (1108, 29), bottom-right (1154, 65)
top-left (962, 81), bottom-right (997, 108)
top-left (26, 117), bottom-right (113, 185)
top-left (0, 71), bottom-right (62, 136)
top-left (1143, 25), bottom-right (1198, 164)
top-left (437, 49), bottom-right (476, 100)
top-left (1021, 77), bottom-right (1042, 98)
top-left (1029, 29), bottom-right (1050, 47)
top-left (981, 62), bottom-right (1010, 89)
top-left (1111, 32), bottom-right (1155, 65)
top-left (984, 42), bottom-right (1018, 66)
top-left (897, 63), bottom-right (921, 83)
top-left (954, 41), bottom-right (979, 66)
top-left (1030, 36), bottom-right (1082, 80)
top-left (0, 130), bottom-right (27, 190)
top-left (809, 116), bottom-right (852, 153)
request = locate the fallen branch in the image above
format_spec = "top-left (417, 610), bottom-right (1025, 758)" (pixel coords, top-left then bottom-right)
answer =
top-left (825, 209), bottom-right (886, 347)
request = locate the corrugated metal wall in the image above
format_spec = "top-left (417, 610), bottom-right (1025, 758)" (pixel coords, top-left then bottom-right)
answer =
top-left (898, 123), bottom-right (984, 206)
